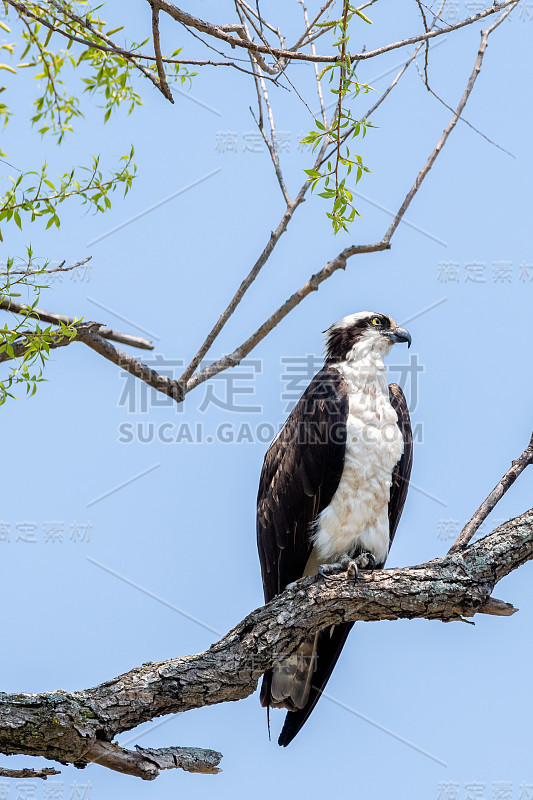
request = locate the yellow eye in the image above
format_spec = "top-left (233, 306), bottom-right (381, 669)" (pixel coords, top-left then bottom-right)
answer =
top-left (371, 317), bottom-right (382, 326)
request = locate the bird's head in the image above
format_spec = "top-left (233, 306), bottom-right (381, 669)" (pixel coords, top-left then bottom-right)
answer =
top-left (324, 311), bottom-right (411, 363)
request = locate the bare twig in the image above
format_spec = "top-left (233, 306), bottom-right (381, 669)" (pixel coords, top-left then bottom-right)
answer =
top-left (75, 327), bottom-right (185, 401)
top-left (234, 0), bottom-right (280, 36)
top-left (235, 0), bottom-right (272, 49)
top-left (251, 70), bottom-right (291, 203)
top-left (233, 6), bottom-right (285, 75)
top-left (300, 0), bottom-right (328, 126)
top-left (363, 41), bottom-right (426, 119)
top-left (290, 0), bottom-right (336, 53)
top-left (413, 59), bottom-right (515, 158)
top-left (415, 0), bottom-right (430, 89)
top-left (449, 432), bottom-right (533, 554)
top-left (235, 5), bottom-right (291, 202)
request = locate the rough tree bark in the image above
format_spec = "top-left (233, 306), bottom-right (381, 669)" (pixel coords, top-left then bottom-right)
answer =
top-left (1, 505), bottom-right (532, 780)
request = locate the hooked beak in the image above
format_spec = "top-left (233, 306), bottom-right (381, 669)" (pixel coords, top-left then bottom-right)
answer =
top-left (383, 326), bottom-right (412, 348)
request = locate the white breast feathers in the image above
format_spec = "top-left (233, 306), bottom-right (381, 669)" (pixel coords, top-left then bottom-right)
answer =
top-left (311, 348), bottom-right (404, 567)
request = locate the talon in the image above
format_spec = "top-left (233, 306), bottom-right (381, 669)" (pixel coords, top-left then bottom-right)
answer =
top-left (354, 552), bottom-right (378, 571)
top-left (346, 561), bottom-right (358, 581)
top-left (318, 565), bottom-right (334, 580)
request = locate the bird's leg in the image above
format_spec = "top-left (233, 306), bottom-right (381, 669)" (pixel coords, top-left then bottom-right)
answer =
top-left (353, 552), bottom-right (377, 572)
top-left (318, 552), bottom-right (377, 582)
top-left (317, 553), bottom-right (353, 579)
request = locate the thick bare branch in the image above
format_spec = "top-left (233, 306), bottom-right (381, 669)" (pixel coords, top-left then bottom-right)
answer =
top-left (0, 313), bottom-right (183, 400)
top-left (0, 509), bottom-right (531, 779)
top-left (76, 327), bottom-right (185, 402)
top-left (150, 3), bottom-right (174, 102)
top-left (85, 740), bottom-right (221, 779)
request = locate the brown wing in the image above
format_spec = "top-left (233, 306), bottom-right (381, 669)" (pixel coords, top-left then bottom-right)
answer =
top-left (388, 382), bottom-right (413, 546)
top-left (257, 367), bottom-right (348, 711)
top-left (256, 366), bottom-right (349, 604)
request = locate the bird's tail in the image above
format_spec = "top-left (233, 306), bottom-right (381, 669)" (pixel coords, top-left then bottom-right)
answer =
top-left (260, 621), bottom-right (354, 746)
top-left (266, 634), bottom-right (319, 712)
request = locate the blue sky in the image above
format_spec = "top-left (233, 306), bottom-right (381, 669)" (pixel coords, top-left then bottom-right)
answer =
top-left (1, 2), bottom-right (533, 799)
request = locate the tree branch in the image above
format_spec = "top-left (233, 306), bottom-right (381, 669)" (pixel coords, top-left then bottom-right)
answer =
top-left (1, 1), bottom-right (516, 407)
top-left (6, 0), bottom-right (516, 80)
top-left (84, 740), bottom-right (221, 779)
top-left (449, 432), bottom-right (533, 554)
top-left (75, 327), bottom-right (185, 402)
top-left (1, 508), bottom-right (532, 779)
top-left (150, 2), bottom-right (174, 102)
top-left (48, 0), bottom-right (165, 95)
top-left (0, 767), bottom-right (60, 779)
top-left (154, 0), bottom-right (515, 66)
top-left (0, 300), bottom-right (154, 351)
top-left (0, 257), bottom-right (92, 278)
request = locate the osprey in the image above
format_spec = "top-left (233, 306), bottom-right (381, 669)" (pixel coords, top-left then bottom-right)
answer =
top-left (257, 311), bottom-right (413, 747)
